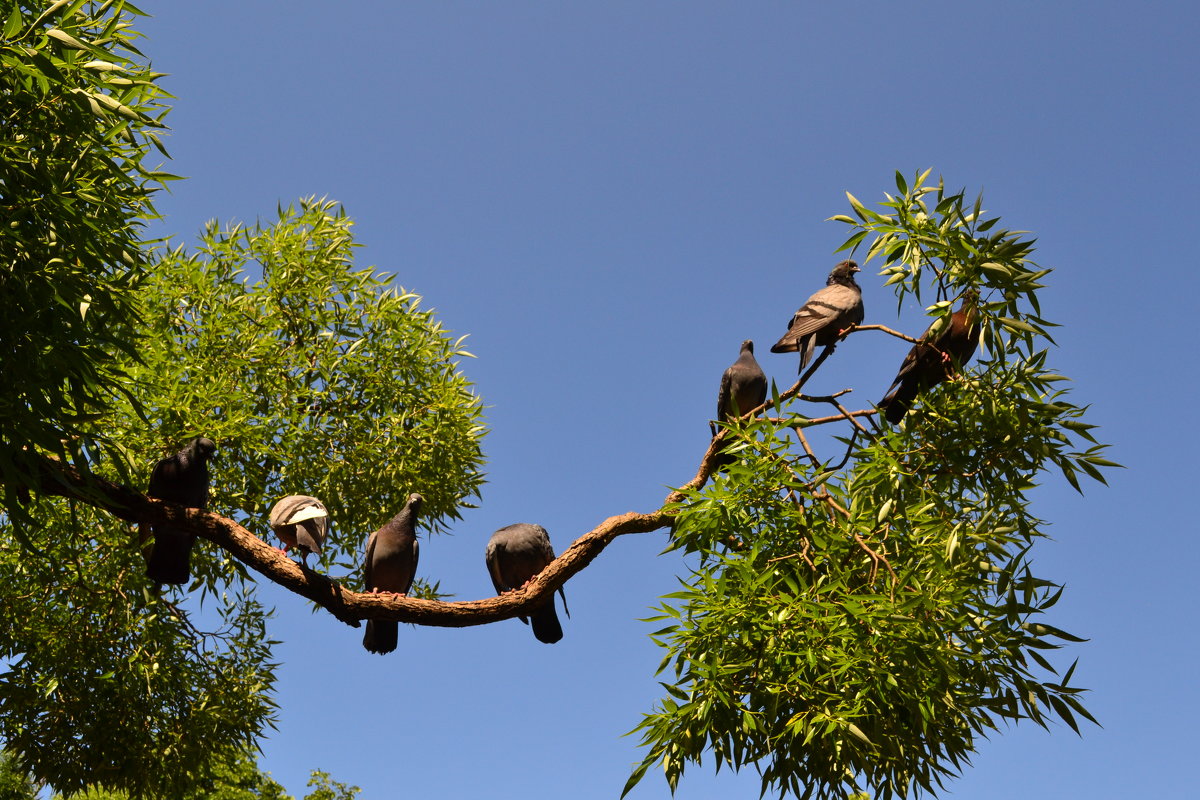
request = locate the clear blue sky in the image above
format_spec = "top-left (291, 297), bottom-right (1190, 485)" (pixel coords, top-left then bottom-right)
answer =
top-left (136, 2), bottom-right (1196, 797)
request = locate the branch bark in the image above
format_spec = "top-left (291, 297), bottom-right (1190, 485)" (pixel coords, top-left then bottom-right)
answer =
top-left (29, 454), bottom-right (672, 629)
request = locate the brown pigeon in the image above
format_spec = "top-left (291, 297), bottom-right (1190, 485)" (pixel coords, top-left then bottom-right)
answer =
top-left (485, 523), bottom-right (569, 644)
top-left (268, 495), bottom-right (329, 567)
top-left (362, 493), bottom-right (422, 655)
top-left (878, 289), bottom-right (981, 424)
top-left (145, 437), bottom-right (217, 586)
top-left (771, 260), bottom-right (864, 372)
top-left (711, 339), bottom-right (768, 467)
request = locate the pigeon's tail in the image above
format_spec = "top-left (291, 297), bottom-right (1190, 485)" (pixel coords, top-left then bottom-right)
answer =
top-left (294, 523), bottom-right (323, 558)
top-left (794, 338), bottom-right (817, 374)
top-left (530, 602), bottom-right (563, 644)
top-left (711, 438), bottom-right (737, 471)
top-left (363, 620), bottom-right (398, 654)
top-left (879, 380), bottom-right (919, 424)
top-left (145, 526), bottom-right (194, 585)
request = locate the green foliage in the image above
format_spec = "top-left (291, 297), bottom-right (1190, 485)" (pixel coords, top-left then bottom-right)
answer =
top-left (122, 197), bottom-right (486, 578)
top-left (0, 750), bottom-right (37, 800)
top-left (0, 3), bottom-right (483, 794)
top-left (626, 172), bottom-right (1111, 799)
top-left (0, 498), bottom-right (278, 799)
top-left (0, 0), bottom-right (174, 496)
top-left (0, 200), bottom-right (485, 796)
top-left (303, 770), bottom-right (360, 800)
top-left (41, 748), bottom-right (356, 799)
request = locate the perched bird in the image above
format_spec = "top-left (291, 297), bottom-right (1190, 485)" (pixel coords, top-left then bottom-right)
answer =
top-left (268, 495), bottom-right (329, 567)
top-left (878, 289), bottom-right (981, 424)
top-left (711, 340), bottom-right (768, 467)
top-left (485, 523), bottom-right (569, 644)
top-left (362, 493), bottom-right (423, 655)
top-left (771, 260), bottom-right (865, 372)
top-left (144, 437), bottom-right (217, 585)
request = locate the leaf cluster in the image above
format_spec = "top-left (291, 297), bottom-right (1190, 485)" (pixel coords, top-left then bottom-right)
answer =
top-left (626, 171), bottom-right (1113, 799)
top-left (0, 746), bottom-right (359, 800)
top-left (118, 198), bottom-right (486, 584)
top-left (0, 0), bottom-right (175, 500)
top-left (0, 498), bottom-right (277, 798)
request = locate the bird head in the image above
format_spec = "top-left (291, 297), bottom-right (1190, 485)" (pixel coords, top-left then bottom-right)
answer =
top-left (828, 260), bottom-right (861, 285)
top-left (190, 437), bottom-right (218, 461)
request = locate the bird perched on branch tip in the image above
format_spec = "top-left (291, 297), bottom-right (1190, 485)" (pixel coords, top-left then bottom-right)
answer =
top-left (771, 260), bottom-right (864, 372)
top-left (878, 289), bottom-right (981, 424)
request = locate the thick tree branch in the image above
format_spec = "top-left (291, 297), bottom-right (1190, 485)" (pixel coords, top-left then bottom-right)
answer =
top-left (19, 329), bottom-right (876, 633)
top-left (27, 455), bottom-right (672, 629)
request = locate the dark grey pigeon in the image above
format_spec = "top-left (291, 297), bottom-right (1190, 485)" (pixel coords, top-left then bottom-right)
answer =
top-left (362, 493), bottom-right (422, 655)
top-left (711, 339), bottom-right (769, 468)
top-left (711, 339), bottom-right (768, 437)
top-left (771, 260), bottom-right (865, 372)
top-left (269, 495), bottom-right (329, 567)
top-left (145, 437), bottom-right (217, 585)
top-left (485, 523), bottom-right (569, 644)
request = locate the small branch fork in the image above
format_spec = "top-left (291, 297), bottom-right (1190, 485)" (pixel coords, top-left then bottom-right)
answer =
top-left (22, 325), bottom-right (899, 632)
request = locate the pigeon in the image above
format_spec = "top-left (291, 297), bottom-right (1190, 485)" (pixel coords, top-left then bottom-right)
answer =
top-left (268, 495), bottom-right (329, 567)
top-left (878, 289), bottom-right (981, 424)
top-left (485, 523), bottom-right (569, 644)
top-left (711, 339), bottom-right (768, 466)
top-left (771, 260), bottom-right (865, 372)
top-left (362, 493), bottom-right (422, 655)
top-left (144, 437), bottom-right (217, 585)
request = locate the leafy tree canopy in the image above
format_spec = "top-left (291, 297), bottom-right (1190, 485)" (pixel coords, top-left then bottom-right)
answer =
top-left (0, 0), bottom-right (173, 496)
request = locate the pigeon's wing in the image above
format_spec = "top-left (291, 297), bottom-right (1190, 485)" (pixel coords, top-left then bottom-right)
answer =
top-left (363, 530), bottom-right (379, 591)
top-left (397, 537), bottom-right (418, 595)
top-left (146, 456), bottom-right (179, 500)
top-left (716, 368), bottom-right (734, 424)
top-left (485, 538), bottom-right (508, 594)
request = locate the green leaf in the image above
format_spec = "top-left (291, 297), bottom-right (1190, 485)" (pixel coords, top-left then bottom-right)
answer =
top-left (45, 27), bottom-right (87, 48)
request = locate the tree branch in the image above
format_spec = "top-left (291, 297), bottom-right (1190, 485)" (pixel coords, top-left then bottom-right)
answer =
top-left (19, 332), bottom-right (876, 634)
top-left (28, 454), bottom-right (672, 629)
top-left (850, 323), bottom-right (924, 345)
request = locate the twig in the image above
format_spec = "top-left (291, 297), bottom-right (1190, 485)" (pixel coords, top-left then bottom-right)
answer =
top-left (792, 427), bottom-right (821, 469)
top-left (853, 533), bottom-right (897, 586)
top-left (767, 409), bottom-right (878, 427)
top-left (849, 324), bottom-right (924, 345)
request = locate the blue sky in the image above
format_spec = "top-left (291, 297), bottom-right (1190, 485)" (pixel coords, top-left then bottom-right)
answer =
top-left (135, 2), bottom-right (1197, 797)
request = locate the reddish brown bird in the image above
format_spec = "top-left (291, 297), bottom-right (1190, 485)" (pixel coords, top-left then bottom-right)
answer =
top-left (878, 290), bottom-right (981, 424)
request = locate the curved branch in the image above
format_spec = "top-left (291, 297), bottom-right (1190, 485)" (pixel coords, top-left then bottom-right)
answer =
top-left (22, 333), bottom-right (873, 632)
top-left (28, 454), bottom-right (673, 629)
